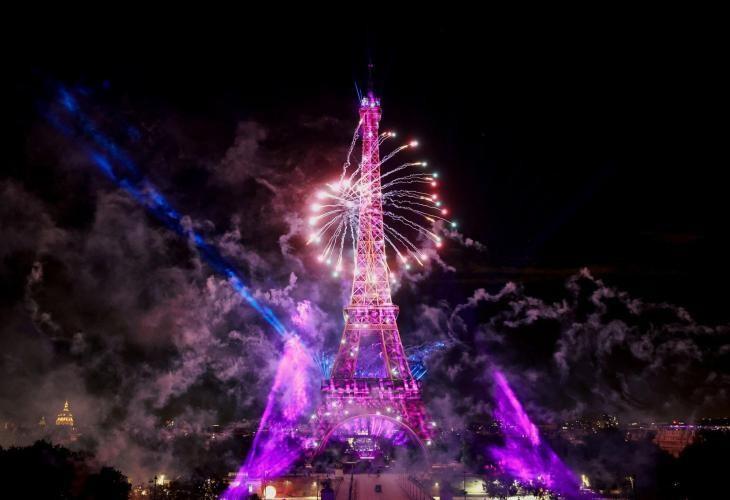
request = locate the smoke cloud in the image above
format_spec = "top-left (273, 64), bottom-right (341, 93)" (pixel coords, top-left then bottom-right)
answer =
top-left (2, 85), bottom-right (727, 488)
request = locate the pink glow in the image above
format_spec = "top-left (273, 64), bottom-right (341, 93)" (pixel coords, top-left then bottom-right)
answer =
top-left (330, 415), bottom-right (412, 447)
top-left (290, 300), bottom-right (311, 328)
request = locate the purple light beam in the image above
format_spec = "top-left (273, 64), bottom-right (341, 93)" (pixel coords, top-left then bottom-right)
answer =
top-left (222, 335), bottom-right (313, 499)
top-left (488, 370), bottom-right (586, 498)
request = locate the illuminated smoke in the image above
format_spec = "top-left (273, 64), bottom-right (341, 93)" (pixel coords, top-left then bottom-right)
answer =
top-left (45, 87), bottom-right (287, 337)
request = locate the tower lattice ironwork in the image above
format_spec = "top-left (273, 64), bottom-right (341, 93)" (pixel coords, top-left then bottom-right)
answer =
top-left (310, 91), bottom-right (432, 459)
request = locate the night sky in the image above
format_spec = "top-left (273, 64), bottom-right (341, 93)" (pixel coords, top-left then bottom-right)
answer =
top-left (4, 18), bottom-right (729, 479)
top-left (12, 20), bottom-right (727, 320)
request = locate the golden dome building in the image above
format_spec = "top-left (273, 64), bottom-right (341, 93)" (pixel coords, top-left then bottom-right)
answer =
top-left (55, 400), bottom-right (75, 427)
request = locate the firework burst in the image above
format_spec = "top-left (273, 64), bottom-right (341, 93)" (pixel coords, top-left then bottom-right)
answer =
top-left (307, 122), bottom-right (456, 278)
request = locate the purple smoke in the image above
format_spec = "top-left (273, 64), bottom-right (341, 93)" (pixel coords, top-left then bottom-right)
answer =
top-left (489, 370), bottom-right (586, 498)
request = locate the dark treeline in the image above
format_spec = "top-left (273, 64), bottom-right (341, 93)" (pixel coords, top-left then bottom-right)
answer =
top-left (2, 431), bottom-right (728, 499)
top-left (0, 441), bottom-right (130, 499)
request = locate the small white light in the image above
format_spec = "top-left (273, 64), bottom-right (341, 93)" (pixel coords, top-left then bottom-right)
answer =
top-left (264, 485), bottom-right (277, 499)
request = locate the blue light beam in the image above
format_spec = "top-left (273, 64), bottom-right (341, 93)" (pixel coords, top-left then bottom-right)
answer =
top-left (46, 87), bottom-right (288, 337)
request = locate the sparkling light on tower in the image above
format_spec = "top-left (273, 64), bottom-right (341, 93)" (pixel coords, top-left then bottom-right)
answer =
top-left (308, 90), bottom-right (433, 460)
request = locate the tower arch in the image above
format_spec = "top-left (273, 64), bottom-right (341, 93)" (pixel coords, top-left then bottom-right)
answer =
top-left (314, 413), bottom-right (429, 462)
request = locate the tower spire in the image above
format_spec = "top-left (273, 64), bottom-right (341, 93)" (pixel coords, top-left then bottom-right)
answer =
top-left (367, 58), bottom-right (375, 95)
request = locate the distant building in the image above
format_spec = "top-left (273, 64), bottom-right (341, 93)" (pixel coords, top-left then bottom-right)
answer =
top-left (38, 416), bottom-right (47, 428)
top-left (55, 401), bottom-right (75, 427)
top-left (52, 400), bottom-right (81, 444)
top-left (654, 427), bottom-right (696, 457)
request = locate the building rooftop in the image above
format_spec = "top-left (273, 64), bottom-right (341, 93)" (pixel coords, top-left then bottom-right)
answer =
top-left (55, 400), bottom-right (74, 427)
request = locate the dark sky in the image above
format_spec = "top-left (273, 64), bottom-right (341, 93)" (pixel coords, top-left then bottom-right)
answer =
top-left (12, 19), bottom-right (727, 321)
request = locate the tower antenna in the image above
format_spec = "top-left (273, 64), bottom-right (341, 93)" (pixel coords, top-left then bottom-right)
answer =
top-left (367, 58), bottom-right (375, 95)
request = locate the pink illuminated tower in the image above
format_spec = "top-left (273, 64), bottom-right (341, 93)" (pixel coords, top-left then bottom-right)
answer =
top-left (309, 90), bottom-right (433, 460)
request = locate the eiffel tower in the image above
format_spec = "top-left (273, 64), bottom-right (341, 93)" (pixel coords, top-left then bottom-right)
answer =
top-left (309, 88), bottom-right (433, 461)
